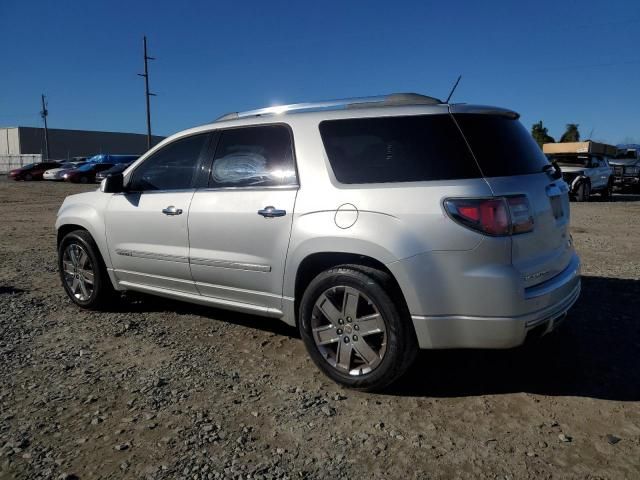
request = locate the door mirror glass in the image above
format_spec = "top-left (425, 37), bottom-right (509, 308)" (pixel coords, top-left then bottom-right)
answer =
top-left (101, 173), bottom-right (124, 193)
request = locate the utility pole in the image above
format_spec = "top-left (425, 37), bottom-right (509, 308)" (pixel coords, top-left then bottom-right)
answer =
top-left (40, 94), bottom-right (50, 160)
top-left (138, 36), bottom-right (156, 151)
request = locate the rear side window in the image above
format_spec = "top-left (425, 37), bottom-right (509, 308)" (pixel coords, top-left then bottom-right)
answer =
top-left (453, 114), bottom-right (549, 177)
top-left (319, 115), bottom-right (481, 184)
top-left (210, 125), bottom-right (297, 188)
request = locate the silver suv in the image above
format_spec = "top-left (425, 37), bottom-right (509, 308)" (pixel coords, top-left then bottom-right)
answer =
top-left (56, 93), bottom-right (581, 391)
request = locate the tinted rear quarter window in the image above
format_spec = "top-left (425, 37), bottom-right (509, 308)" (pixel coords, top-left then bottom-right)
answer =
top-left (453, 114), bottom-right (549, 177)
top-left (319, 115), bottom-right (481, 184)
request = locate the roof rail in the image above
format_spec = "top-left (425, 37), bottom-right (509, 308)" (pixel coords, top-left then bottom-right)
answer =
top-left (215, 92), bottom-right (444, 122)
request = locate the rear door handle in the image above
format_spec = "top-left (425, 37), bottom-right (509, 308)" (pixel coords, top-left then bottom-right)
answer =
top-left (258, 206), bottom-right (286, 218)
top-left (162, 206), bottom-right (183, 216)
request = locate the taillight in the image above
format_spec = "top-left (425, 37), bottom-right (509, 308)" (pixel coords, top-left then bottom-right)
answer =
top-left (506, 196), bottom-right (534, 234)
top-left (444, 195), bottom-right (534, 236)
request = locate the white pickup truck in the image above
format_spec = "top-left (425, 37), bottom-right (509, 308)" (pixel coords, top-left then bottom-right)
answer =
top-left (543, 142), bottom-right (614, 201)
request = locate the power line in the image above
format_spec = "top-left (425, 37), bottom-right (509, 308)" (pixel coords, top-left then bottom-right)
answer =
top-left (138, 36), bottom-right (156, 151)
top-left (40, 94), bottom-right (50, 160)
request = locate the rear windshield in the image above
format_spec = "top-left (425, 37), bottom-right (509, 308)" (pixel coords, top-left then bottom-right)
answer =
top-left (615, 150), bottom-right (638, 160)
top-left (319, 115), bottom-right (481, 184)
top-left (453, 114), bottom-right (549, 177)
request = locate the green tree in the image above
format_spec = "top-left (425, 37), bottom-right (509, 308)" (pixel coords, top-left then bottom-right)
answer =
top-left (560, 123), bottom-right (580, 143)
top-left (531, 121), bottom-right (555, 147)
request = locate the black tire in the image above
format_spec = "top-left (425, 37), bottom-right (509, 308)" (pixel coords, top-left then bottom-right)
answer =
top-left (575, 181), bottom-right (590, 202)
top-left (24, 173), bottom-right (33, 181)
top-left (600, 179), bottom-right (613, 200)
top-left (299, 265), bottom-right (418, 392)
top-left (79, 176), bottom-right (89, 184)
top-left (58, 230), bottom-right (116, 309)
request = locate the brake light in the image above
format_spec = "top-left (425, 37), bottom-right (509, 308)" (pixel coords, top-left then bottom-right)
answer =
top-left (444, 195), bottom-right (534, 236)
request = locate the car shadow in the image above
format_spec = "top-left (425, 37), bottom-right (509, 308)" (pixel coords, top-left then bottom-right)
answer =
top-left (0, 286), bottom-right (26, 295)
top-left (109, 292), bottom-right (299, 339)
top-left (610, 193), bottom-right (640, 202)
top-left (391, 275), bottom-right (640, 401)
top-left (100, 276), bottom-right (639, 401)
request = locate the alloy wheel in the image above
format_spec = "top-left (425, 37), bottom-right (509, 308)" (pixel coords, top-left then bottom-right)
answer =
top-left (311, 286), bottom-right (387, 376)
top-left (62, 243), bottom-right (94, 301)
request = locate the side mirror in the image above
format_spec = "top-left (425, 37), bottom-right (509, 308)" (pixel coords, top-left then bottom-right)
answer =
top-left (101, 173), bottom-right (124, 193)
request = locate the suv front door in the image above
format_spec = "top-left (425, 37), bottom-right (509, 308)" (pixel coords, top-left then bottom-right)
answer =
top-left (105, 133), bottom-right (212, 293)
top-left (188, 125), bottom-right (298, 313)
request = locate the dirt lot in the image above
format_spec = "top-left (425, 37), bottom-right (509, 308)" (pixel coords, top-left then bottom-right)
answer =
top-left (0, 176), bottom-right (639, 480)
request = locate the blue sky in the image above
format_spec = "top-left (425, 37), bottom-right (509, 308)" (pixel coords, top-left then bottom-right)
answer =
top-left (1, 0), bottom-right (639, 144)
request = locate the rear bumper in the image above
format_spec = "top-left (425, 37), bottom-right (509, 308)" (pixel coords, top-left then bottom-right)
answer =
top-left (407, 253), bottom-right (581, 349)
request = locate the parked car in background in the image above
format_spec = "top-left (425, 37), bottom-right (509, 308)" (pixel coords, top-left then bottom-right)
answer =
top-left (610, 145), bottom-right (640, 192)
top-left (64, 162), bottom-right (117, 183)
top-left (56, 93), bottom-right (581, 391)
top-left (543, 141), bottom-right (614, 201)
top-left (64, 155), bottom-right (138, 183)
top-left (43, 161), bottom-right (87, 181)
top-left (85, 154), bottom-right (138, 165)
top-left (95, 161), bottom-right (136, 183)
top-left (9, 161), bottom-right (62, 181)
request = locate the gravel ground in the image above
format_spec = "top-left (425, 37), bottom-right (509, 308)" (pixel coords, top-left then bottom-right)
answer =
top-left (1, 176), bottom-right (639, 479)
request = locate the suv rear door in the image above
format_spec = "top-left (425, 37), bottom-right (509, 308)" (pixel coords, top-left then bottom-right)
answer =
top-left (452, 109), bottom-right (574, 288)
top-left (188, 124), bottom-right (298, 314)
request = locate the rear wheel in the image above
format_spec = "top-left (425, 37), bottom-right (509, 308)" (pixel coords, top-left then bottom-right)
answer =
top-left (58, 230), bottom-right (115, 309)
top-left (575, 181), bottom-right (590, 202)
top-left (299, 266), bottom-right (417, 391)
top-left (24, 173), bottom-right (33, 181)
top-left (79, 176), bottom-right (89, 184)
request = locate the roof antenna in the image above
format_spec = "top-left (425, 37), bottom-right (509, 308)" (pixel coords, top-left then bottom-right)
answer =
top-left (445, 75), bottom-right (462, 104)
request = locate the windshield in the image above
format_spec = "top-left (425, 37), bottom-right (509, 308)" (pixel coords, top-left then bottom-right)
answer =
top-left (551, 155), bottom-right (589, 167)
top-left (615, 150), bottom-right (638, 160)
top-left (22, 163), bottom-right (36, 169)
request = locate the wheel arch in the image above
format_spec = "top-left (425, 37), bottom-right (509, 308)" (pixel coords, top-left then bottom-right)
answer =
top-left (56, 203), bottom-right (113, 271)
top-left (290, 251), bottom-right (410, 328)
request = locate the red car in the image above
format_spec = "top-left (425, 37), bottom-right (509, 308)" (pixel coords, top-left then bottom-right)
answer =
top-left (64, 162), bottom-right (115, 183)
top-left (9, 161), bottom-right (61, 181)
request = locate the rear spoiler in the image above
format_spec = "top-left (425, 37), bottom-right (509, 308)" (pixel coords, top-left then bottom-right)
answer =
top-left (449, 104), bottom-right (520, 120)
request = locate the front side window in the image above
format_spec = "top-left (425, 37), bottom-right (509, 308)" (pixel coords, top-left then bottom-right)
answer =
top-left (129, 134), bottom-right (210, 191)
top-left (210, 125), bottom-right (297, 187)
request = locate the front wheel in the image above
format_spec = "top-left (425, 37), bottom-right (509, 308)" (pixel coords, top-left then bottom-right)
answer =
top-left (58, 230), bottom-right (115, 309)
top-left (24, 173), bottom-right (33, 181)
top-left (299, 266), bottom-right (417, 392)
top-left (600, 180), bottom-right (613, 200)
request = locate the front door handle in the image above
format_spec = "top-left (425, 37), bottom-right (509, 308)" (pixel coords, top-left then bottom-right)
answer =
top-left (162, 206), bottom-right (183, 216)
top-left (258, 206), bottom-right (286, 218)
